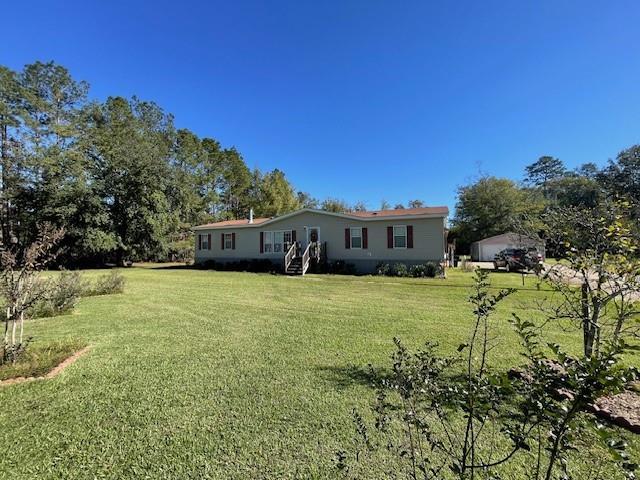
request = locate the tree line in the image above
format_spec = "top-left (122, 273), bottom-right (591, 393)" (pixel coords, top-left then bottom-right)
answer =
top-left (0, 61), bottom-right (428, 266)
top-left (0, 62), bottom-right (311, 265)
top-left (451, 146), bottom-right (640, 253)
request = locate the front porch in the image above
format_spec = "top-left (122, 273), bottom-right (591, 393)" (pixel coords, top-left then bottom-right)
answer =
top-left (283, 241), bottom-right (327, 275)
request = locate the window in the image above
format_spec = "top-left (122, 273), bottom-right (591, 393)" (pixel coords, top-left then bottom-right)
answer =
top-left (201, 234), bottom-right (209, 250)
top-left (262, 230), bottom-right (292, 253)
top-left (393, 225), bottom-right (407, 248)
top-left (263, 232), bottom-right (273, 253)
top-left (274, 231), bottom-right (284, 253)
top-left (350, 228), bottom-right (362, 249)
top-left (224, 233), bottom-right (233, 250)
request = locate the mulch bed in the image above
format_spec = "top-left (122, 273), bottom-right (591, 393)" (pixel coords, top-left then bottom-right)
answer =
top-left (590, 391), bottom-right (640, 434)
top-left (509, 366), bottom-right (640, 434)
top-left (0, 346), bottom-right (91, 387)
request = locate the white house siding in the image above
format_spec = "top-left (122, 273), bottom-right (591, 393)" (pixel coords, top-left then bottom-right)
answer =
top-left (194, 211), bottom-right (446, 274)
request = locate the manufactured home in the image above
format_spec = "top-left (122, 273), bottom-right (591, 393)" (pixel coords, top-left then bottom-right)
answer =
top-left (193, 207), bottom-right (449, 274)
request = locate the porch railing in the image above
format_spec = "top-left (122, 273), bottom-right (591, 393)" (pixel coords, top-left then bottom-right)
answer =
top-left (284, 242), bottom-right (297, 272)
top-left (284, 241), bottom-right (325, 275)
top-left (301, 243), bottom-right (311, 275)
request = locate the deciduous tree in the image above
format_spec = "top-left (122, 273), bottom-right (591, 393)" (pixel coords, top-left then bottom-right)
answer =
top-left (321, 198), bottom-right (351, 213)
top-left (452, 176), bottom-right (542, 252)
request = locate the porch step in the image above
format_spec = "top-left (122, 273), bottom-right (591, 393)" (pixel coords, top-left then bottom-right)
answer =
top-left (286, 258), bottom-right (304, 275)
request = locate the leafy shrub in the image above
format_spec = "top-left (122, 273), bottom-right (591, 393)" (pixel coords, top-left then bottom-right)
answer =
top-left (89, 271), bottom-right (126, 296)
top-left (390, 263), bottom-right (408, 277)
top-left (423, 262), bottom-right (441, 277)
top-left (375, 262), bottom-right (390, 276)
top-left (376, 262), bottom-right (408, 277)
top-left (377, 262), bottom-right (441, 278)
top-left (408, 263), bottom-right (426, 277)
top-left (30, 271), bottom-right (87, 318)
top-left (409, 262), bottom-right (442, 278)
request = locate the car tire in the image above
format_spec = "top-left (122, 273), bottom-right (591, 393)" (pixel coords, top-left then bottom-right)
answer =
top-left (493, 262), bottom-right (498, 271)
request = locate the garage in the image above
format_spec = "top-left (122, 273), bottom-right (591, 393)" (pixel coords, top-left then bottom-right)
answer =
top-left (470, 232), bottom-right (545, 262)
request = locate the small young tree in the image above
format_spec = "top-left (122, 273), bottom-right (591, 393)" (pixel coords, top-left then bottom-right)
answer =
top-left (0, 225), bottom-right (63, 363)
top-left (338, 269), bottom-right (638, 479)
top-left (540, 201), bottom-right (640, 358)
top-left (339, 270), bottom-right (532, 479)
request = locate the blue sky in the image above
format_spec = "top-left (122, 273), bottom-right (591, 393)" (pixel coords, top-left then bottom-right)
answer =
top-left (3, 1), bottom-right (639, 212)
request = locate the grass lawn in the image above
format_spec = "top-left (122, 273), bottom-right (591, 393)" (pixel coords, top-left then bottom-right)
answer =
top-left (0, 266), bottom-right (637, 478)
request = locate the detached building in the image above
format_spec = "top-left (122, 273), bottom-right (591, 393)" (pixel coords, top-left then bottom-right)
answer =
top-left (470, 232), bottom-right (545, 262)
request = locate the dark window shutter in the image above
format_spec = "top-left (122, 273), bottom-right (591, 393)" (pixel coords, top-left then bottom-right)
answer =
top-left (232, 232), bottom-right (236, 250)
top-left (260, 232), bottom-right (264, 253)
top-left (387, 226), bottom-right (393, 248)
top-left (208, 233), bottom-right (212, 250)
top-left (407, 226), bottom-right (413, 248)
top-left (221, 233), bottom-right (225, 250)
top-left (291, 230), bottom-right (296, 242)
top-left (345, 228), bottom-right (350, 249)
top-left (362, 228), bottom-right (368, 249)
top-left (198, 234), bottom-right (202, 250)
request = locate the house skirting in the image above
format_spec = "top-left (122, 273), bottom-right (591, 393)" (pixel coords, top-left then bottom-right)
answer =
top-left (195, 257), bottom-right (442, 275)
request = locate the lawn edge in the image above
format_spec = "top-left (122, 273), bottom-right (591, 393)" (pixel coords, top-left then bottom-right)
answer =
top-left (0, 345), bottom-right (91, 387)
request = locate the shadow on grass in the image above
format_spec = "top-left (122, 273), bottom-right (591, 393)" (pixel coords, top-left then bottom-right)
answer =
top-left (317, 363), bottom-right (479, 397)
top-left (144, 264), bottom-right (195, 270)
top-left (315, 364), bottom-right (392, 390)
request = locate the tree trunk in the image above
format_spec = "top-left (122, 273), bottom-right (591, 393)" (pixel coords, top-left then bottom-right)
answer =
top-left (0, 122), bottom-right (9, 248)
top-left (116, 248), bottom-right (127, 267)
top-left (581, 283), bottom-right (594, 358)
top-left (19, 310), bottom-right (23, 346)
top-left (2, 306), bottom-right (9, 361)
top-left (10, 312), bottom-right (16, 358)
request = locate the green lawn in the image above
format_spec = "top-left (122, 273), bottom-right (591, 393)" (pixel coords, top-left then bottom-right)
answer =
top-left (0, 266), bottom-right (637, 478)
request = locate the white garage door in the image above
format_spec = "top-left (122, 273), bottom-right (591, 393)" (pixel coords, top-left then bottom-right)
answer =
top-left (480, 244), bottom-right (505, 262)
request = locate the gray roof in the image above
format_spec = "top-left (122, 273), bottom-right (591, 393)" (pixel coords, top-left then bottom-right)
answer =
top-left (470, 232), bottom-right (544, 246)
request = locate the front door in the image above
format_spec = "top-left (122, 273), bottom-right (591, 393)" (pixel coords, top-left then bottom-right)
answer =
top-left (307, 226), bottom-right (320, 246)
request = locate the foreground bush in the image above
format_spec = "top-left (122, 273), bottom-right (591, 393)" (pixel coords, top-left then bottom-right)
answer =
top-left (338, 269), bottom-right (638, 479)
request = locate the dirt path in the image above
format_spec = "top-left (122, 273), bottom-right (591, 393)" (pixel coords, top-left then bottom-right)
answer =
top-left (543, 263), bottom-right (640, 302)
